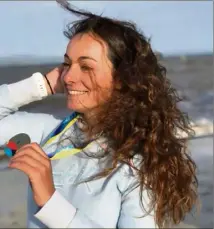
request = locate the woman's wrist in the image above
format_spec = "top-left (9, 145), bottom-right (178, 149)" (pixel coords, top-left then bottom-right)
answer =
top-left (43, 75), bottom-right (54, 95)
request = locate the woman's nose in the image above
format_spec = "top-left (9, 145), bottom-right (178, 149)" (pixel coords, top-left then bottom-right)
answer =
top-left (63, 66), bottom-right (81, 83)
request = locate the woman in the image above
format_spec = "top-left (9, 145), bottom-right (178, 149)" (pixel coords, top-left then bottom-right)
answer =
top-left (0, 2), bottom-right (198, 228)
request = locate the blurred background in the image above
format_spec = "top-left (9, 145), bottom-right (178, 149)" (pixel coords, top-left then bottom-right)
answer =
top-left (0, 1), bottom-right (213, 228)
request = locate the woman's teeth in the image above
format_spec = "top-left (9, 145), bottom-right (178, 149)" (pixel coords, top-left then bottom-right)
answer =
top-left (68, 90), bottom-right (87, 95)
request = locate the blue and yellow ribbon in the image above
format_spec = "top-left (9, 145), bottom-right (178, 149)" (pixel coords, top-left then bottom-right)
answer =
top-left (43, 112), bottom-right (93, 160)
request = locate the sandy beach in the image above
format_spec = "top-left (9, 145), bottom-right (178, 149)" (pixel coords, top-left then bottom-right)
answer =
top-left (0, 150), bottom-right (27, 227)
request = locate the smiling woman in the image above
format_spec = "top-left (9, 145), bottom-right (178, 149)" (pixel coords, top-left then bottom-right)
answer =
top-left (0, 1), bottom-right (198, 228)
top-left (62, 34), bottom-right (113, 115)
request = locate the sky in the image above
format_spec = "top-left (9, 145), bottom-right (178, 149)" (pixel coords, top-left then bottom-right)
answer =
top-left (0, 1), bottom-right (212, 61)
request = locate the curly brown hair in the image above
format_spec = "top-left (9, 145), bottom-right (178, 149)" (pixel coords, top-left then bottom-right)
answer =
top-left (57, 1), bottom-right (198, 227)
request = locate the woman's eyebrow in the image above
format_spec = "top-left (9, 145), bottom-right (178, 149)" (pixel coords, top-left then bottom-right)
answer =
top-left (64, 53), bottom-right (71, 60)
top-left (64, 53), bottom-right (97, 62)
top-left (78, 56), bottom-right (97, 62)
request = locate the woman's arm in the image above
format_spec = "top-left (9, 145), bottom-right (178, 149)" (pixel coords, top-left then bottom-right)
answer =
top-left (28, 188), bottom-right (105, 228)
top-left (28, 166), bottom-right (157, 228)
top-left (0, 73), bottom-right (61, 146)
top-left (33, 189), bottom-right (156, 228)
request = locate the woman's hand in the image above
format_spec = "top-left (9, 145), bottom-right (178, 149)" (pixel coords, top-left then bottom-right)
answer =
top-left (8, 143), bottom-right (55, 207)
top-left (45, 65), bottom-right (65, 94)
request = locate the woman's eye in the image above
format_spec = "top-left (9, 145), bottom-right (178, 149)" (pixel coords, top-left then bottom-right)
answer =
top-left (62, 62), bottom-right (70, 67)
top-left (81, 65), bottom-right (92, 72)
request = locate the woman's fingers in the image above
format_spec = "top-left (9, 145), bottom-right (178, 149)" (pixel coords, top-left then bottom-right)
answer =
top-left (9, 155), bottom-right (39, 179)
top-left (13, 143), bottom-right (50, 167)
top-left (8, 142), bottom-right (55, 207)
top-left (27, 143), bottom-right (49, 158)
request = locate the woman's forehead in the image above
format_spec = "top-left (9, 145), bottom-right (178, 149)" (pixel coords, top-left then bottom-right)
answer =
top-left (66, 33), bottom-right (108, 61)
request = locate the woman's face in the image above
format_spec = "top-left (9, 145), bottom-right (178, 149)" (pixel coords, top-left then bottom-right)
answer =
top-left (61, 33), bottom-right (113, 113)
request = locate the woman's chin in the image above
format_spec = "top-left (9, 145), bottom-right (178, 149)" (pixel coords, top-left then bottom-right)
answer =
top-left (66, 100), bottom-right (86, 113)
top-left (67, 102), bottom-right (80, 112)
top-left (66, 94), bottom-right (97, 114)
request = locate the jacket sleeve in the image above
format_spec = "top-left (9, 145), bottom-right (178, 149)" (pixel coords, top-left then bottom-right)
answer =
top-left (33, 190), bottom-right (104, 228)
top-left (0, 73), bottom-right (61, 146)
top-left (34, 189), bottom-right (157, 229)
top-left (33, 168), bottom-right (157, 228)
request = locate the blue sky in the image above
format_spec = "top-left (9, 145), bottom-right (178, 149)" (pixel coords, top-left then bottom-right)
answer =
top-left (0, 1), bottom-right (212, 60)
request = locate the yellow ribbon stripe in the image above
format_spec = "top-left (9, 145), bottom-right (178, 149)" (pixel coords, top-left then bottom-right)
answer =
top-left (45, 116), bottom-right (79, 146)
top-left (43, 114), bottom-right (93, 160)
top-left (51, 148), bottom-right (82, 160)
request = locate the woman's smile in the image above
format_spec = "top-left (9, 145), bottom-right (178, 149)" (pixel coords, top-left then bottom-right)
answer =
top-left (67, 90), bottom-right (88, 95)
